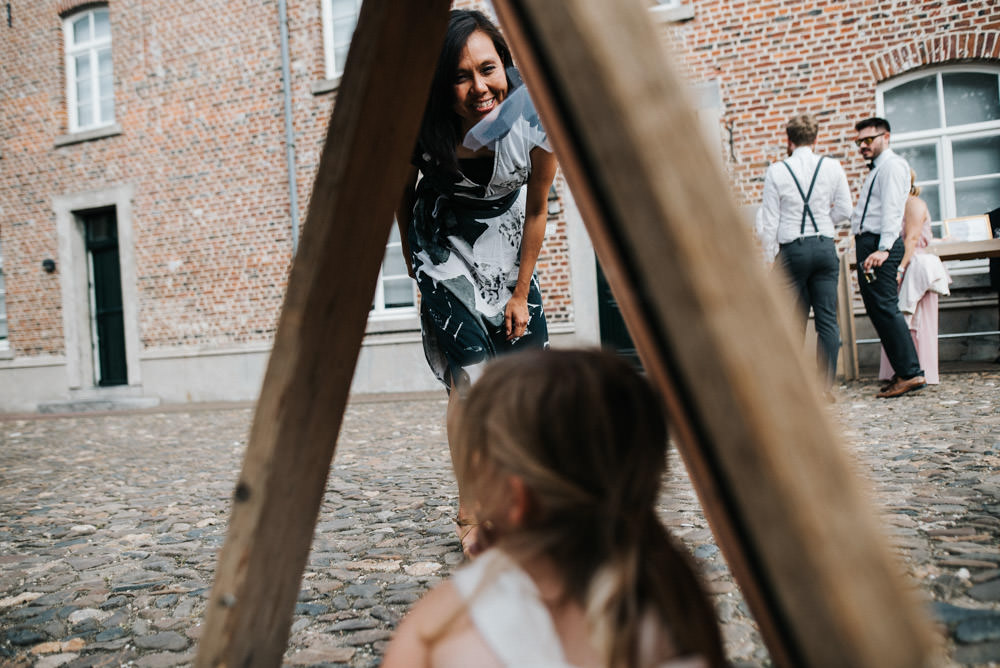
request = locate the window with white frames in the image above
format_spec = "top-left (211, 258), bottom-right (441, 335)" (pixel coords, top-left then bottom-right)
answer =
top-left (0, 240), bottom-right (8, 353)
top-left (649, 0), bottom-right (694, 22)
top-left (370, 223), bottom-right (416, 317)
top-left (880, 67), bottom-right (1000, 249)
top-left (64, 7), bottom-right (114, 132)
top-left (322, 0), bottom-right (363, 80)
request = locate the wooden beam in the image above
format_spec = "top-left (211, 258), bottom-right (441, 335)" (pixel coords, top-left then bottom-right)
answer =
top-left (837, 251), bottom-right (860, 380)
top-left (195, 2), bottom-right (450, 666)
top-left (492, 1), bottom-right (936, 665)
top-left (929, 238), bottom-right (1000, 261)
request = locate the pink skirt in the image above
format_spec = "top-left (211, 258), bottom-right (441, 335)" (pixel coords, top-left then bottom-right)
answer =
top-left (878, 290), bottom-right (939, 384)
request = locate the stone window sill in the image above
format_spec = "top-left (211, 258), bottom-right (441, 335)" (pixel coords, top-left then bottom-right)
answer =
top-left (650, 3), bottom-right (695, 23)
top-left (312, 76), bottom-right (343, 96)
top-left (54, 123), bottom-right (123, 148)
top-left (365, 311), bottom-right (419, 335)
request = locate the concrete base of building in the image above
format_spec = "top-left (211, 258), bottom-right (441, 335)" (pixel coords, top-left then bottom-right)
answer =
top-left (38, 397), bottom-right (161, 414)
top-left (0, 325), bottom-right (591, 413)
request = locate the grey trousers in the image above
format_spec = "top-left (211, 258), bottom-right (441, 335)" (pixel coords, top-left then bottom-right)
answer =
top-left (778, 235), bottom-right (840, 387)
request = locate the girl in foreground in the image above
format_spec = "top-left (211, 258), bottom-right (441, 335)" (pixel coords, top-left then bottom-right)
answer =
top-left (382, 349), bottom-right (726, 667)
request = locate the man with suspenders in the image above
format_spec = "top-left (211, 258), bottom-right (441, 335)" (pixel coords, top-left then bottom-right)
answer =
top-left (756, 114), bottom-right (852, 398)
top-left (851, 117), bottom-right (926, 397)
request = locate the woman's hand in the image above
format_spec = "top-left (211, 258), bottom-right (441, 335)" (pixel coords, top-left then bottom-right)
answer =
top-left (504, 146), bottom-right (555, 342)
top-left (505, 294), bottom-right (530, 340)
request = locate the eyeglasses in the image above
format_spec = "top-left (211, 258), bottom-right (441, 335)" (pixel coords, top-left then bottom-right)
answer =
top-left (854, 132), bottom-right (886, 147)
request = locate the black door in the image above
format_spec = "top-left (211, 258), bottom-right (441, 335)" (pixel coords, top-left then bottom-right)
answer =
top-left (83, 208), bottom-right (127, 386)
top-left (595, 256), bottom-right (641, 368)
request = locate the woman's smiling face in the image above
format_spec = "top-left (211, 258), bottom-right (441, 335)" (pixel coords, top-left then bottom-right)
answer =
top-left (452, 30), bottom-right (508, 134)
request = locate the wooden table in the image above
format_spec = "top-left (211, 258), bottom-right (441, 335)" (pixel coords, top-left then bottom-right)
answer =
top-left (838, 237), bottom-right (1000, 380)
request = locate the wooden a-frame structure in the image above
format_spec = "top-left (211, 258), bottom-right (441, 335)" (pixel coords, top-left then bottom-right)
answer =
top-left (196, 1), bottom-right (936, 666)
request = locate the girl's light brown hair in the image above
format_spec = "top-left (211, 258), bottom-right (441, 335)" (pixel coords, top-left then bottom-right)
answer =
top-left (455, 348), bottom-right (725, 667)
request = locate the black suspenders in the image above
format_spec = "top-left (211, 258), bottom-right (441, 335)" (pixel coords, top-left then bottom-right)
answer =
top-left (858, 164), bottom-right (878, 232)
top-left (782, 156), bottom-right (826, 234)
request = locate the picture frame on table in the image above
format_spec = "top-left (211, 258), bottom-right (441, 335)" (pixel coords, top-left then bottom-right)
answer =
top-left (934, 214), bottom-right (993, 243)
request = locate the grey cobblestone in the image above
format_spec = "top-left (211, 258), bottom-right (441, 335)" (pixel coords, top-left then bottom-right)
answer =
top-left (1, 371), bottom-right (998, 666)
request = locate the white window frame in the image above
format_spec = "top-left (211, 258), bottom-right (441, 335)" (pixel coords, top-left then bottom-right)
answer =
top-left (369, 222), bottom-right (416, 320)
top-left (0, 239), bottom-right (8, 354)
top-left (63, 6), bottom-right (115, 133)
top-left (649, 0), bottom-right (694, 23)
top-left (321, 0), bottom-right (363, 82)
top-left (878, 65), bottom-right (1000, 274)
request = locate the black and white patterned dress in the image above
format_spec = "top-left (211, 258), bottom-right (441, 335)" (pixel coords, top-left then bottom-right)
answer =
top-left (408, 95), bottom-right (550, 392)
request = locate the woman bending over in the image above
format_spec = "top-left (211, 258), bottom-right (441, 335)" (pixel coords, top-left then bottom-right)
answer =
top-left (397, 9), bottom-right (557, 554)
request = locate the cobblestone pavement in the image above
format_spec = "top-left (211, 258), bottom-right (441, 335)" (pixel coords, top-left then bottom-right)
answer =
top-left (1, 370), bottom-right (998, 667)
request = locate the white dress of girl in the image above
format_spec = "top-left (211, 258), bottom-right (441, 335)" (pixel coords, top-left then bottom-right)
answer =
top-left (451, 549), bottom-right (708, 668)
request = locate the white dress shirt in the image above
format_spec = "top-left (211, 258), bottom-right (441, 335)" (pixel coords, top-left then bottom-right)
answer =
top-left (849, 147), bottom-right (911, 251)
top-left (755, 146), bottom-right (852, 262)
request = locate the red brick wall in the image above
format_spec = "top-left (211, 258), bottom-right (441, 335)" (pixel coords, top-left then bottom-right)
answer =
top-left (0, 0), bottom-right (575, 360)
top-left (3, 2), bottom-right (67, 356)
top-left (3, 0), bottom-right (296, 354)
top-left (658, 0), bottom-right (1000, 207)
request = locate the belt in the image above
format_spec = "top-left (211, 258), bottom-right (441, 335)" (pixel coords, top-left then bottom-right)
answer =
top-left (780, 234), bottom-right (831, 246)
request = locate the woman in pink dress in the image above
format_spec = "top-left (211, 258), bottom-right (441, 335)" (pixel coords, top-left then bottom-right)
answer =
top-left (878, 171), bottom-right (951, 385)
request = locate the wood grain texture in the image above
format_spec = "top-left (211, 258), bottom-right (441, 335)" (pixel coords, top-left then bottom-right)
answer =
top-left (195, 2), bottom-right (450, 665)
top-left (493, 0), bottom-right (936, 665)
top-left (838, 251), bottom-right (860, 380)
top-left (928, 238), bottom-right (1000, 261)
top-left (490, 4), bottom-right (792, 664)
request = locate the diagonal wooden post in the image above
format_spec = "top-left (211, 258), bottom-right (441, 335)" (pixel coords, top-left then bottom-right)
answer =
top-left (195, 2), bottom-right (451, 665)
top-left (491, 0), bottom-right (936, 666)
top-left (838, 251), bottom-right (859, 380)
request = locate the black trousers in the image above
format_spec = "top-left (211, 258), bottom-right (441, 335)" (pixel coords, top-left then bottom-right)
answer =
top-left (777, 236), bottom-right (840, 387)
top-left (855, 232), bottom-right (923, 379)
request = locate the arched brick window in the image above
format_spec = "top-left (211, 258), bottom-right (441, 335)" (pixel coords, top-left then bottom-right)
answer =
top-left (878, 66), bottom-right (1000, 230)
top-left (63, 5), bottom-right (114, 132)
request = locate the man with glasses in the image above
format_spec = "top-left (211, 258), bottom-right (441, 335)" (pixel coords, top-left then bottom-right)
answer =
top-left (851, 117), bottom-right (926, 397)
top-left (756, 114), bottom-right (852, 400)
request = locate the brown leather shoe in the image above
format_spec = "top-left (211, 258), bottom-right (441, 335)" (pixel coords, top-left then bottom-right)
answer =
top-left (879, 375), bottom-right (897, 393)
top-left (876, 375), bottom-right (926, 398)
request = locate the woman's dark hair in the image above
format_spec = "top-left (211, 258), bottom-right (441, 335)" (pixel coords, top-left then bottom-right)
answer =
top-left (416, 10), bottom-right (514, 175)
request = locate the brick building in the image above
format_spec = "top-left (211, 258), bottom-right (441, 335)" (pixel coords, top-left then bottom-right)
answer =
top-left (0, 0), bottom-right (599, 411)
top-left (655, 0), bottom-right (1000, 366)
top-left (1, 0), bottom-right (998, 411)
